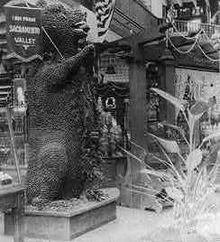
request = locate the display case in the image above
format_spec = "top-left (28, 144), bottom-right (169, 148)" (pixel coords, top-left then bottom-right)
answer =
top-left (0, 73), bottom-right (25, 242)
top-left (0, 73), bottom-right (26, 187)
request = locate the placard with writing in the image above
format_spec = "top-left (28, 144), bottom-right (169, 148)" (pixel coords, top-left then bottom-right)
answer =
top-left (4, 6), bottom-right (42, 61)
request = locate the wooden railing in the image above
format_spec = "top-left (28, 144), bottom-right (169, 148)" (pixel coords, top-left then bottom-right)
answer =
top-left (172, 20), bottom-right (220, 38)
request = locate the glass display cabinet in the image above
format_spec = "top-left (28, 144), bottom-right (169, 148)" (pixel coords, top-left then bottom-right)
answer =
top-left (0, 72), bottom-right (25, 242)
top-left (0, 73), bottom-right (26, 186)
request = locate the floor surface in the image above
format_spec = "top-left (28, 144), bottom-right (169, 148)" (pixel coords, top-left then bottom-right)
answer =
top-left (0, 193), bottom-right (220, 242)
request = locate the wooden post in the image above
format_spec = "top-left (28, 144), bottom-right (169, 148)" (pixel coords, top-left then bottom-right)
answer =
top-left (129, 41), bottom-right (147, 148)
top-left (12, 190), bottom-right (25, 242)
top-left (160, 48), bottom-right (175, 124)
top-left (121, 37), bottom-right (148, 209)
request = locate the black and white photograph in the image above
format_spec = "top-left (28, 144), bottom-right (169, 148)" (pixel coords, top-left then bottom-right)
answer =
top-left (0, 0), bottom-right (220, 241)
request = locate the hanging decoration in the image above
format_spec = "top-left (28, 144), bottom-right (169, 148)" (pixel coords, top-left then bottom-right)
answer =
top-left (165, 3), bottom-right (220, 63)
top-left (166, 3), bottom-right (177, 24)
top-left (95, 0), bottom-right (116, 42)
top-left (167, 27), bottom-right (220, 62)
top-left (105, 96), bottom-right (116, 110)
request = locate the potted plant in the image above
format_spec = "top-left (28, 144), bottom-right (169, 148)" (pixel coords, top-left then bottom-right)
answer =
top-left (122, 87), bottom-right (220, 242)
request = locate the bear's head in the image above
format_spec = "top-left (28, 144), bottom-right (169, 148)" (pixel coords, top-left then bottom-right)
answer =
top-left (37, 0), bottom-right (90, 58)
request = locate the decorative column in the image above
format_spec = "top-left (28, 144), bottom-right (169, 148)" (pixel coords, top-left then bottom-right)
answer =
top-left (159, 48), bottom-right (175, 124)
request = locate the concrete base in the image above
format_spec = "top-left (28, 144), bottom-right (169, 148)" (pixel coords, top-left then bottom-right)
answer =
top-left (4, 188), bottom-right (119, 241)
top-left (101, 156), bottom-right (127, 188)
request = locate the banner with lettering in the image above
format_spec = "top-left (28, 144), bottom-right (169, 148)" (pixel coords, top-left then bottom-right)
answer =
top-left (4, 6), bottom-right (42, 62)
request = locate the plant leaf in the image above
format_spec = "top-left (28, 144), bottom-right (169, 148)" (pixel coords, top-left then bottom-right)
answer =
top-left (190, 101), bottom-right (209, 116)
top-left (202, 131), bottom-right (220, 143)
top-left (149, 133), bottom-right (180, 154)
top-left (160, 121), bottom-right (189, 147)
top-left (209, 151), bottom-right (220, 184)
top-left (150, 88), bottom-right (186, 110)
top-left (140, 169), bottom-right (168, 178)
top-left (160, 121), bottom-right (185, 136)
top-left (208, 96), bottom-right (216, 107)
top-left (186, 149), bottom-right (203, 171)
top-left (187, 110), bottom-right (202, 151)
top-left (165, 187), bottom-right (183, 202)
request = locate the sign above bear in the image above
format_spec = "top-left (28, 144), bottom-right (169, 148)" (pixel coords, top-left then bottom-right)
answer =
top-left (4, 6), bottom-right (42, 62)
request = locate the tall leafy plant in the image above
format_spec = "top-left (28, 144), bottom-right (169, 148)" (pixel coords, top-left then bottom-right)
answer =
top-left (121, 87), bottom-right (220, 234)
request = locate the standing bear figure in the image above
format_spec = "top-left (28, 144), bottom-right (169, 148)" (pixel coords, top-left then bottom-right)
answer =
top-left (25, 3), bottom-right (102, 205)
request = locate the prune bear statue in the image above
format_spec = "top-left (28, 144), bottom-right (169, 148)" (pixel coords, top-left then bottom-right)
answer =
top-left (26, 3), bottom-right (101, 205)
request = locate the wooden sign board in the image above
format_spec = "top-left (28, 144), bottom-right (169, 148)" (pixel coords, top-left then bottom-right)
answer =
top-left (4, 6), bottom-right (42, 62)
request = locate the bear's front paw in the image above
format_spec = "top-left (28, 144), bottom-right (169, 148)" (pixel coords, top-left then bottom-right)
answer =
top-left (31, 196), bottom-right (50, 209)
top-left (85, 189), bottom-right (108, 202)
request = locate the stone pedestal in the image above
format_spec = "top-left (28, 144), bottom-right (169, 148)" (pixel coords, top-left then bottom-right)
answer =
top-left (4, 188), bottom-right (119, 241)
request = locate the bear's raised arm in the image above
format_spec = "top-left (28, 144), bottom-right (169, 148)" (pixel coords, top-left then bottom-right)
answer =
top-left (37, 44), bottom-right (94, 87)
